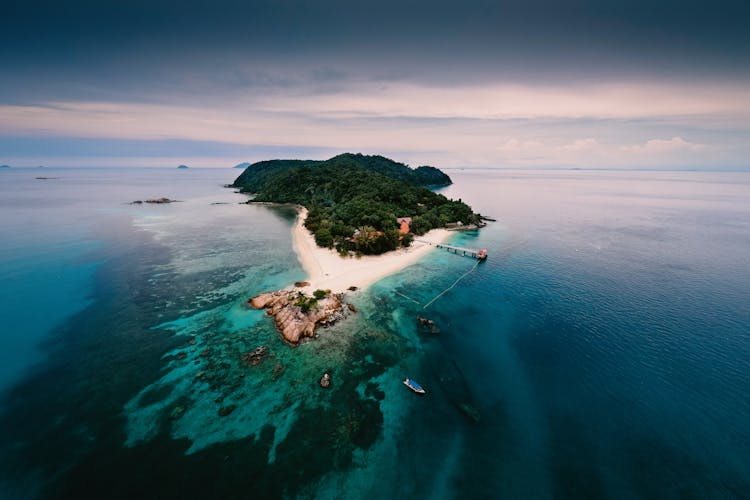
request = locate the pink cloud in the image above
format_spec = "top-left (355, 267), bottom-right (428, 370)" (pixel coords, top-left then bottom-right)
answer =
top-left (560, 138), bottom-right (599, 151)
top-left (622, 136), bottom-right (708, 153)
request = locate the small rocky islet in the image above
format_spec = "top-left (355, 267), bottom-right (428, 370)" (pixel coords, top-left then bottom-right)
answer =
top-left (129, 197), bottom-right (179, 204)
top-left (248, 287), bottom-right (353, 344)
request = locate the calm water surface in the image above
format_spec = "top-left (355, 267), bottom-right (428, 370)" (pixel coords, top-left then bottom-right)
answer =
top-left (0, 167), bottom-right (748, 498)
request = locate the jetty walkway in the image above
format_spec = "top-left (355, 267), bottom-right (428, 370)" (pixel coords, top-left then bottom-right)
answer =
top-left (393, 239), bottom-right (486, 309)
top-left (415, 240), bottom-right (487, 260)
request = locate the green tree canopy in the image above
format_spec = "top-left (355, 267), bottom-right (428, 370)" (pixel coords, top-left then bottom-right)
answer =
top-left (233, 153), bottom-right (482, 255)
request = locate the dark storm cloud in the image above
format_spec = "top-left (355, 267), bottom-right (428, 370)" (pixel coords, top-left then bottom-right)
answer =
top-left (5, 1), bottom-right (748, 54)
top-left (2, 0), bottom-right (749, 102)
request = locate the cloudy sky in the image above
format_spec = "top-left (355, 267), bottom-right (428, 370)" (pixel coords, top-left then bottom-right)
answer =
top-left (1, 0), bottom-right (749, 168)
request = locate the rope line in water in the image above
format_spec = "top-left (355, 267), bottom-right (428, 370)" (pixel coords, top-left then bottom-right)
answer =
top-left (394, 290), bottom-right (421, 305)
top-left (422, 260), bottom-right (480, 309)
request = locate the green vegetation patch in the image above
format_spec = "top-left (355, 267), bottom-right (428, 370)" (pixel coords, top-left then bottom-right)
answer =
top-left (233, 153), bottom-right (481, 255)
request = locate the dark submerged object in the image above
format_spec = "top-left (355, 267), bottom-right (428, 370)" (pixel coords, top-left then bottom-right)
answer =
top-left (242, 346), bottom-right (268, 366)
top-left (425, 344), bottom-right (481, 422)
top-left (218, 404), bottom-right (236, 417)
top-left (417, 316), bottom-right (440, 334)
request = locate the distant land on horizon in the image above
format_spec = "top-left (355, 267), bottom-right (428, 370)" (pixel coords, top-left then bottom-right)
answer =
top-left (2, 163), bottom-right (748, 172)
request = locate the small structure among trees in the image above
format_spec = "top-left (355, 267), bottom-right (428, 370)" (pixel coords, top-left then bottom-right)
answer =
top-left (397, 217), bottom-right (413, 234)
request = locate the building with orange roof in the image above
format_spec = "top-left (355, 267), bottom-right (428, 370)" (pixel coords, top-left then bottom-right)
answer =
top-left (396, 217), bottom-right (412, 234)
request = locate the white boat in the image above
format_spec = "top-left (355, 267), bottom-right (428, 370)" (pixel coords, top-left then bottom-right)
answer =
top-left (403, 378), bottom-right (426, 394)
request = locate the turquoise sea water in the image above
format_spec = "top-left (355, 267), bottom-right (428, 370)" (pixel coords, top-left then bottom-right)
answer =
top-left (0, 167), bottom-right (749, 498)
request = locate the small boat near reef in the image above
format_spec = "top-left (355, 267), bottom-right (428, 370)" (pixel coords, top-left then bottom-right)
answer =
top-left (403, 378), bottom-right (426, 394)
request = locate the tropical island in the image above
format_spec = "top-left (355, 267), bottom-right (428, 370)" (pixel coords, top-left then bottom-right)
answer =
top-left (0, 164), bottom-right (10, 169)
top-left (233, 153), bottom-right (483, 255)
top-left (177, 164), bottom-right (189, 169)
top-left (235, 153), bottom-right (485, 345)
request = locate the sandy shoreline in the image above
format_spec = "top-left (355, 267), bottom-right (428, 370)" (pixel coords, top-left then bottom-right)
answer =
top-left (291, 207), bottom-right (451, 293)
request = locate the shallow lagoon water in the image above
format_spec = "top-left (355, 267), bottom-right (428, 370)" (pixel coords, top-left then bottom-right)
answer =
top-left (1, 167), bottom-right (749, 498)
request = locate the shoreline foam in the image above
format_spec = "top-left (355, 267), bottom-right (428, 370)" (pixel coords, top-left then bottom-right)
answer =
top-left (292, 206), bottom-right (451, 293)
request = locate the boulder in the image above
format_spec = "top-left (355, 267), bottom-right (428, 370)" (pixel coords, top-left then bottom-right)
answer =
top-left (417, 316), bottom-right (440, 334)
top-left (248, 292), bottom-right (277, 309)
top-left (248, 290), bottom-right (347, 344)
top-left (242, 345), bottom-right (269, 366)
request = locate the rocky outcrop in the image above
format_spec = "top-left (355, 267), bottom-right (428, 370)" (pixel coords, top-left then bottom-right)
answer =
top-left (417, 316), bottom-right (440, 334)
top-left (248, 290), bottom-right (348, 344)
top-left (129, 197), bottom-right (179, 204)
top-left (242, 346), bottom-right (269, 365)
top-left (445, 222), bottom-right (486, 231)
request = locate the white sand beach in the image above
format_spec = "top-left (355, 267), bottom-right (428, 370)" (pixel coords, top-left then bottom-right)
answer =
top-left (292, 207), bottom-right (451, 293)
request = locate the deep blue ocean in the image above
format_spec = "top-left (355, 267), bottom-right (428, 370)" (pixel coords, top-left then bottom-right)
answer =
top-left (1, 167), bottom-right (749, 498)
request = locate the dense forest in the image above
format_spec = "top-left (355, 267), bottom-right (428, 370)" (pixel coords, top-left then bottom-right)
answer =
top-left (232, 153), bottom-right (482, 255)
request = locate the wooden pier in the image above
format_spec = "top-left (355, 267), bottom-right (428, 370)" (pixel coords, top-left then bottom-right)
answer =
top-left (416, 240), bottom-right (487, 260)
